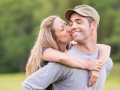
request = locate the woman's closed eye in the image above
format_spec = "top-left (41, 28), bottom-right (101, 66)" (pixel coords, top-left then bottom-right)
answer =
top-left (61, 27), bottom-right (64, 31)
top-left (60, 22), bottom-right (68, 31)
top-left (60, 26), bottom-right (64, 31)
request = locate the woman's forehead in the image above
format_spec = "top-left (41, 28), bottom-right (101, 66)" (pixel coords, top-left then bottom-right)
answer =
top-left (54, 17), bottom-right (65, 23)
top-left (53, 18), bottom-right (65, 30)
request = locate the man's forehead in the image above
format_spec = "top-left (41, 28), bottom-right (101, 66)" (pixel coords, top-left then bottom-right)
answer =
top-left (70, 13), bottom-right (85, 22)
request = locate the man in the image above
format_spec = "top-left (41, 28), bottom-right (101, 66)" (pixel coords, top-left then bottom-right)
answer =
top-left (22, 5), bottom-right (113, 90)
top-left (64, 5), bottom-right (113, 88)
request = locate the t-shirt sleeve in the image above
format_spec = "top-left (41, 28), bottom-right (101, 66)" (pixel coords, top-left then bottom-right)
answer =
top-left (22, 63), bottom-right (64, 90)
top-left (42, 47), bottom-right (49, 54)
top-left (104, 57), bottom-right (113, 76)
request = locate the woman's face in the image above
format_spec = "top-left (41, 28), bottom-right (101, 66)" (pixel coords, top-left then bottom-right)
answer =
top-left (52, 17), bottom-right (73, 43)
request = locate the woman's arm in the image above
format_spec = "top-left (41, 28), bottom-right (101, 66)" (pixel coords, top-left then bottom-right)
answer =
top-left (88, 44), bottom-right (111, 87)
top-left (97, 44), bottom-right (111, 64)
top-left (42, 48), bottom-right (102, 71)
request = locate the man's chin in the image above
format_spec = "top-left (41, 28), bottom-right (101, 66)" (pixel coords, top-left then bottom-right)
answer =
top-left (73, 38), bottom-right (79, 42)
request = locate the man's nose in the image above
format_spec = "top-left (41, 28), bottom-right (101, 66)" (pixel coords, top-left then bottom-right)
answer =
top-left (70, 23), bottom-right (77, 32)
top-left (71, 22), bottom-right (77, 29)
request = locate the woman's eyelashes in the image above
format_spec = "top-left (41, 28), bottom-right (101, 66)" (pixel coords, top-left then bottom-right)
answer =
top-left (61, 27), bottom-right (64, 31)
top-left (60, 25), bottom-right (64, 31)
top-left (60, 22), bottom-right (68, 31)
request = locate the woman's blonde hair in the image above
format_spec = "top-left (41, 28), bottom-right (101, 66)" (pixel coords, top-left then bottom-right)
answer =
top-left (26, 15), bottom-right (59, 77)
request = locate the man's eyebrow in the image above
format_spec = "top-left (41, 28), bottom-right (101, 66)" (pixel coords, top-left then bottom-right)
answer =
top-left (75, 19), bottom-right (82, 21)
top-left (69, 19), bottom-right (82, 22)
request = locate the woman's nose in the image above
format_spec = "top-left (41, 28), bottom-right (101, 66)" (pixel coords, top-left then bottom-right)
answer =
top-left (66, 26), bottom-right (70, 33)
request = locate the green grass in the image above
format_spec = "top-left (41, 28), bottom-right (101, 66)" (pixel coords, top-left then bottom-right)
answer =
top-left (103, 62), bottom-right (120, 90)
top-left (0, 73), bottom-right (26, 90)
top-left (0, 63), bottom-right (120, 90)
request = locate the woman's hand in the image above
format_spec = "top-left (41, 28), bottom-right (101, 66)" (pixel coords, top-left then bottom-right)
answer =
top-left (86, 59), bottom-right (103, 71)
top-left (88, 70), bottom-right (100, 87)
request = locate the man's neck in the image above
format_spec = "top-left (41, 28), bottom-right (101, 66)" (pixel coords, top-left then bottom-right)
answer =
top-left (76, 41), bottom-right (97, 54)
top-left (75, 33), bottom-right (98, 53)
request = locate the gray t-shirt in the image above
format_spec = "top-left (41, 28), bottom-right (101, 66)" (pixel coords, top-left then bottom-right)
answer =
top-left (22, 46), bottom-right (113, 90)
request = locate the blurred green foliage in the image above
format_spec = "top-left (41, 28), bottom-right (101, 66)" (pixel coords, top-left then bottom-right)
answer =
top-left (0, 0), bottom-right (120, 73)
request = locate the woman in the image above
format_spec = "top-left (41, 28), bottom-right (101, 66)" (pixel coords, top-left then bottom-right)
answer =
top-left (25, 15), bottom-right (110, 89)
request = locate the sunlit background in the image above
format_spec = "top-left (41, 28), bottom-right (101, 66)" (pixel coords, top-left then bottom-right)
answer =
top-left (0, 0), bottom-right (120, 90)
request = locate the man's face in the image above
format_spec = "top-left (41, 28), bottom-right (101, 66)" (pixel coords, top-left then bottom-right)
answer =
top-left (69, 13), bottom-right (93, 43)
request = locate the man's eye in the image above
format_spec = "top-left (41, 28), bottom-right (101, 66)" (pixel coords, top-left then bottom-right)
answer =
top-left (77, 21), bottom-right (82, 24)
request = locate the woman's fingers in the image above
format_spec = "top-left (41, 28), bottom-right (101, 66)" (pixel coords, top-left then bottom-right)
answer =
top-left (88, 71), bottom-right (99, 87)
top-left (87, 59), bottom-right (103, 71)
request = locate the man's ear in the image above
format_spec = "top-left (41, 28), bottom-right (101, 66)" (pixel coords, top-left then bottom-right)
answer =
top-left (91, 21), bottom-right (97, 31)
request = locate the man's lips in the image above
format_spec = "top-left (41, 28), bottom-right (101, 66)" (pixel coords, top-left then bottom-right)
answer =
top-left (71, 31), bottom-right (80, 37)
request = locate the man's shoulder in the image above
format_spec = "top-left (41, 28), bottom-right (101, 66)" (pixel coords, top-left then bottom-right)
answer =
top-left (104, 57), bottom-right (113, 75)
top-left (45, 62), bottom-right (72, 78)
top-left (67, 46), bottom-right (76, 53)
top-left (105, 57), bottom-right (113, 67)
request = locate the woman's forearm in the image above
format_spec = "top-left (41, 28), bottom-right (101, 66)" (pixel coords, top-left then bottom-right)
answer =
top-left (42, 48), bottom-right (102, 71)
top-left (65, 53), bottom-right (102, 71)
top-left (88, 44), bottom-right (111, 87)
top-left (42, 48), bottom-right (87, 69)
top-left (59, 53), bottom-right (87, 69)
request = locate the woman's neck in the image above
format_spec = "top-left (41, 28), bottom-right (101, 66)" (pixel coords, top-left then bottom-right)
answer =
top-left (58, 42), bottom-right (67, 52)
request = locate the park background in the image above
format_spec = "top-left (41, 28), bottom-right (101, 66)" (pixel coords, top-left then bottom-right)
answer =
top-left (0, 0), bottom-right (120, 90)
